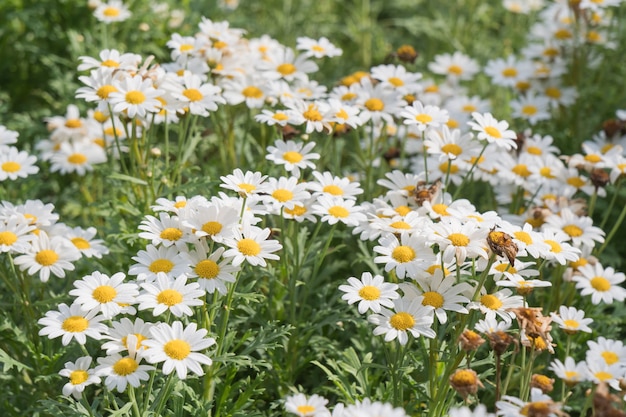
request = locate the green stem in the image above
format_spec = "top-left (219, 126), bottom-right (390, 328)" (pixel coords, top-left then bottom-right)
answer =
top-left (595, 195), bottom-right (626, 256)
top-left (128, 385), bottom-right (142, 417)
top-left (453, 143), bottom-right (488, 200)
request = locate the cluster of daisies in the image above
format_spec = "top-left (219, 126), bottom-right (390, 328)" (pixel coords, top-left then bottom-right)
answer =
top-left (0, 125), bottom-right (39, 182)
top-left (0, 199), bottom-right (108, 281)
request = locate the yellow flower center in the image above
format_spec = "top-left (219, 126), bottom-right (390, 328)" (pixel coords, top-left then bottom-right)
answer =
top-left (544, 239), bottom-right (562, 253)
top-left (283, 151), bottom-right (303, 163)
top-left (125, 90), bottom-right (146, 105)
top-left (385, 77), bottom-right (403, 87)
top-left (392, 246), bottom-right (416, 263)
top-left (62, 316), bottom-right (89, 333)
top-left (364, 98), bottom-right (384, 112)
top-left (157, 289), bottom-right (183, 306)
top-left (71, 237), bottom-right (91, 250)
top-left (389, 221), bottom-right (411, 230)
top-left (303, 104), bottom-right (323, 121)
top-left (242, 86), bottom-right (263, 99)
top-left (97, 85), bottom-right (118, 99)
top-left (202, 221), bottom-right (223, 236)
top-left (101, 59), bottom-right (119, 68)
top-left (69, 370), bottom-right (89, 385)
top-left (602, 351), bottom-right (619, 365)
top-left (238, 183), bottom-right (256, 193)
top-left (296, 405), bottom-right (316, 415)
top-left (590, 276), bottom-right (611, 292)
top-left (462, 104), bottom-right (477, 113)
top-left (563, 319), bottom-right (579, 329)
top-left (103, 6), bottom-right (120, 17)
top-left (484, 126), bottom-right (502, 139)
top-left (195, 260), bottom-right (219, 279)
top-left (335, 109), bottom-right (349, 120)
top-left (513, 231), bottom-right (532, 245)
top-left (526, 146), bottom-right (542, 155)
top-left (562, 225), bottom-right (583, 238)
top-left (122, 333), bottom-right (147, 350)
top-left (594, 371), bottom-right (613, 382)
top-left (237, 238), bottom-right (261, 256)
top-left (160, 227), bottom-right (183, 241)
top-left (584, 154), bottom-right (602, 163)
top-left (448, 65), bottom-right (463, 75)
top-left (341, 92), bottom-right (357, 101)
top-left (68, 153), bottom-right (88, 165)
top-left (149, 259), bottom-right (174, 273)
top-left (328, 206), bottom-right (349, 218)
top-left (174, 201), bottom-right (187, 209)
top-left (322, 185), bottom-right (343, 196)
top-left (415, 113), bottom-right (433, 124)
top-left (522, 105), bottom-right (537, 116)
top-left (448, 233), bottom-right (469, 246)
top-left (495, 264), bottom-right (517, 273)
top-left (502, 68), bottom-right (518, 77)
top-left (272, 189), bottom-right (294, 203)
top-left (545, 87), bottom-right (561, 99)
top-left (277, 63), bottom-right (296, 76)
top-left (480, 294), bottom-right (503, 310)
top-left (113, 357), bottom-right (139, 376)
top-left (431, 204), bottom-right (449, 216)
top-left (285, 205), bottom-right (307, 217)
top-left (441, 143), bottom-right (462, 156)
top-left (164, 339), bottom-right (191, 360)
top-left (564, 370), bottom-right (579, 380)
top-left (273, 112), bottom-right (289, 121)
top-left (395, 205), bottom-right (411, 216)
top-left (2, 161), bottom-right (21, 173)
top-left (389, 312), bottom-right (415, 330)
top-left (570, 257), bottom-right (588, 270)
top-left (93, 285), bottom-right (117, 303)
top-left (422, 291), bottom-right (444, 308)
top-left (512, 164), bottom-right (531, 177)
top-left (450, 369), bottom-right (477, 386)
top-left (0, 231), bottom-right (18, 246)
top-left (35, 249), bottom-right (59, 266)
top-left (183, 88), bottom-right (203, 102)
top-left (520, 402), bottom-right (552, 416)
top-left (358, 285), bottom-right (381, 301)
top-left (179, 44), bottom-right (194, 52)
top-left (539, 167), bottom-right (555, 179)
top-left (64, 118), bottom-right (82, 128)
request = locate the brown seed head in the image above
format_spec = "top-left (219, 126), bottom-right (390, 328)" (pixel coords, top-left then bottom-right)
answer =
top-left (449, 368), bottom-right (483, 399)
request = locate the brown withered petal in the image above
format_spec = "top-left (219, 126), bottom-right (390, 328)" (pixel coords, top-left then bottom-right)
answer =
top-left (590, 168), bottom-right (610, 189)
top-left (449, 369), bottom-right (483, 399)
top-left (531, 374), bottom-right (555, 393)
top-left (458, 329), bottom-right (485, 352)
top-left (487, 228), bottom-right (518, 265)
top-left (396, 45), bottom-right (418, 63)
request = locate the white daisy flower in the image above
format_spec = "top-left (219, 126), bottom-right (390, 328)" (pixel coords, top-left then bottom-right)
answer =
top-left (69, 271), bottom-right (139, 319)
top-left (376, 170), bottom-right (424, 196)
top-left (94, 0), bottom-right (132, 23)
top-left (468, 288), bottom-right (524, 323)
top-left (510, 92), bottom-right (551, 125)
top-left (343, 398), bottom-right (409, 417)
top-left (586, 337), bottom-right (626, 368)
top-left (500, 222), bottom-right (551, 259)
top-left (95, 335), bottom-right (155, 392)
top-left (548, 357), bottom-right (589, 386)
top-left (468, 112), bottom-right (518, 151)
top-left (428, 51), bottom-right (481, 82)
top-left (370, 64), bottom-right (423, 95)
top-left (308, 171), bottom-right (363, 200)
top-left (311, 195), bottom-right (367, 227)
top-left (65, 225), bottom-right (110, 258)
top-left (550, 305), bottom-right (593, 334)
top-left (284, 393), bottom-right (329, 417)
top-left (171, 71), bottom-right (225, 117)
top-left (542, 208), bottom-right (605, 250)
top-left (325, 98), bottom-right (363, 129)
top-left (355, 76), bottom-right (407, 125)
top-left (137, 273), bottom-right (205, 317)
top-left (254, 109), bottom-right (291, 127)
top-left (151, 196), bottom-right (192, 214)
top-left (496, 388), bottom-right (562, 417)
top-left (483, 55), bottom-right (534, 89)
top-left (101, 317), bottom-right (154, 355)
top-left (265, 139), bottom-right (320, 178)
top-left (585, 359), bottom-right (623, 390)
top-left (296, 36), bottom-right (343, 58)
top-left (188, 244), bottom-right (239, 295)
top-left (428, 218), bottom-right (489, 264)
top-left (128, 244), bottom-right (192, 282)
top-left (138, 212), bottom-right (192, 249)
top-left (538, 229), bottom-right (581, 265)
top-left (449, 405), bottom-right (494, 417)
top-left (183, 202), bottom-right (239, 244)
top-left (59, 356), bottom-right (101, 399)
top-left (373, 232), bottom-right (436, 279)
top-left (368, 296), bottom-right (436, 345)
top-left (220, 168), bottom-right (268, 197)
top-left (38, 302), bottom-right (107, 346)
top-left (400, 100), bottom-right (449, 132)
top-left (143, 321), bottom-right (216, 379)
top-left (13, 231), bottom-right (80, 282)
top-left (109, 74), bottom-right (164, 119)
top-left (77, 49), bottom-right (141, 73)
top-left (404, 272), bottom-right (472, 324)
top-left (222, 224), bottom-right (282, 267)
top-left (0, 146), bottom-right (39, 181)
top-left (0, 215), bottom-right (35, 254)
top-left (339, 272), bottom-right (399, 314)
top-left (76, 67), bottom-right (120, 104)
top-left (490, 259), bottom-right (541, 283)
top-left (573, 263), bottom-right (626, 305)
top-left (475, 315), bottom-right (512, 334)
top-left (257, 46), bottom-right (318, 82)
top-left (0, 199), bottom-right (59, 228)
top-left (220, 74), bottom-right (269, 109)
top-left (423, 125), bottom-right (480, 162)
top-left (368, 210), bottom-right (429, 237)
top-left (0, 125), bottom-right (18, 146)
top-left (260, 176), bottom-right (312, 212)
top-left (49, 141), bottom-right (107, 176)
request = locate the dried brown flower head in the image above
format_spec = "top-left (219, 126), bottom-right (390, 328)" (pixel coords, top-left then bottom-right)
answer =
top-left (590, 168), bottom-right (610, 189)
top-left (458, 329), bottom-right (486, 352)
top-left (593, 382), bottom-right (626, 417)
top-left (487, 228), bottom-right (518, 265)
top-left (412, 179), bottom-right (442, 207)
top-left (396, 45), bottom-right (418, 63)
top-left (531, 374), bottom-right (555, 393)
top-left (449, 368), bottom-right (483, 399)
top-left (512, 307), bottom-right (554, 353)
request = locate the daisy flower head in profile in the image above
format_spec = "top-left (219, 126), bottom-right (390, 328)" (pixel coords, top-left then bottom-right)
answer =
top-left (428, 51), bottom-right (481, 83)
top-left (137, 273), bottom-right (205, 317)
top-left (311, 195), bottom-right (367, 227)
top-left (38, 302), bottom-right (107, 346)
top-left (449, 405), bottom-right (494, 417)
top-left (550, 305), bottom-right (593, 334)
top-left (296, 36), bottom-right (343, 59)
top-left (13, 231), bottom-right (80, 282)
top-left (0, 215), bottom-right (35, 254)
top-left (342, 398), bottom-right (410, 417)
top-left (0, 125), bottom-right (18, 146)
top-left (468, 112), bottom-right (518, 151)
top-left (0, 146), bottom-right (39, 181)
top-left (65, 226), bottom-right (109, 259)
top-left (95, 335), bottom-right (155, 393)
top-left (222, 223), bottom-right (282, 267)
top-left (94, 0), bottom-right (132, 24)
top-left (368, 296), bottom-right (436, 345)
top-left (376, 169), bottom-right (424, 197)
top-left (143, 321), bottom-right (215, 379)
top-left (483, 55), bottom-right (535, 89)
top-left (254, 109), bottom-right (291, 127)
top-left (549, 356), bottom-right (589, 386)
top-left (369, 64), bottom-right (423, 95)
top-left (109, 74), bottom-right (164, 119)
top-left (77, 49), bottom-right (141, 73)
top-left (339, 271), bottom-right (399, 314)
top-left (399, 100), bottom-right (449, 132)
top-left (69, 271), bottom-right (139, 319)
top-left (573, 262), bottom-right (626, 305)
top-left (538, 229), bottom-right (581, 266)
top-left (373, 232), bottom-right (436, 280)
top-left (183, 201), bottom-right (240, 244)
top-left (266, 139), bottom-right (320, 178)
top-left (220, 168), bottom-right (267, 198)
top-left (284, 393), bottom-right (329, 417)
top-left (59, 356), bottom-right (101, 399)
